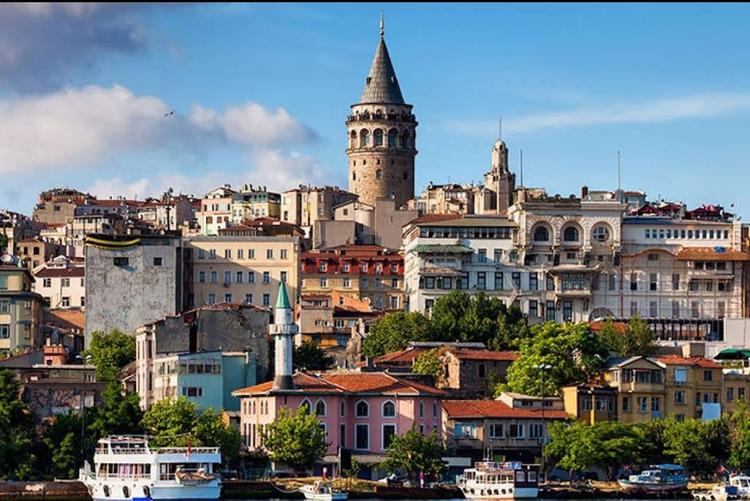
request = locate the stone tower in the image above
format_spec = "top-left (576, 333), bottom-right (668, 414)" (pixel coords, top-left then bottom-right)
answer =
top-left (346, 17), bottom-right (418, 208)
top-left (484, 138), bottom-right (516, 212)
top-left (270, 281), bottom-right (297, 390)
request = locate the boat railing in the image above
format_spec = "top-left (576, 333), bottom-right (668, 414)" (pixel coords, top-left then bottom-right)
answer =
top-left (96, 446), bottom-right (220, 455)
top-left (97, 473), bottom-right (152, 480)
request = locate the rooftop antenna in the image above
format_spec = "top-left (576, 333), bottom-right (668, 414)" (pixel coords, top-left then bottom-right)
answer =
top-left (520, 148), bottom-right (524, 188)
top-left (380, 11), bottom-right (384, 38)
top-left (498, 117), bottom-right (502, 142)
top-left (617, 150), bottom-right (622, 191)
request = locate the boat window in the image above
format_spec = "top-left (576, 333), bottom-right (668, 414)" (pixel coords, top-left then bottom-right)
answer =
top-left (528, 471), bottom-right (537, 483)
top-left (123, 487), bottom-right (130, 498)
top-left (103, 486), bottom-right (110, 498)
top-left (516, 471), bottom-right (526, 482)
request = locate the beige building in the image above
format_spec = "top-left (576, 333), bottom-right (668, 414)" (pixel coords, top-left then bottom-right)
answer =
top-left (187, 236), bottom-right (301, 309)
top-left (231, 185), bottom-right (281, 222)
top-left (281, 186), bottom-right (358, 228)
top-left (347, 22), bottom-right (417, 208)
top-left (32, 256), bottom-right (86, 309)
top-left (32, 188), bottom-right (93, 225)
top-left (317, 199), bottom-right (417, 250)
top-left (0, 262), bottom-right (45, 353)
top-left (197, 186), bottom-right (236, 236)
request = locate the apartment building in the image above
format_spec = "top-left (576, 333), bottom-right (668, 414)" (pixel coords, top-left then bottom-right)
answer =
top-left (0, 262), bottom-right (45, 352)
top-left (197, 186), bottom-right (236, 236)
top-left (33, 256), bottom-right (85, 309)
top-left (297, 292), bottom-right (380, 351)
top-left (231, 185), bottom-right (281, 222)
top-left (187, 236), bottom-right (301, 309)
top-left (301, 245), bottom-right (404, 310)
top-left (281, 186), bottom-right (358, 228)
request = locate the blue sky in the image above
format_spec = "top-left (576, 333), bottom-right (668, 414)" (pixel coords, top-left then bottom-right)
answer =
top-left (2, 3), bottom-right (750, 216)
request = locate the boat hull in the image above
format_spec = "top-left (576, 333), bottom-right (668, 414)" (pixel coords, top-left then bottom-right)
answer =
top-left (85, 479), bottom-right (220, 501)
top-left (460, 486), bottom-right (539, 499)
top-left (619, 480), bottom-right (688, 493)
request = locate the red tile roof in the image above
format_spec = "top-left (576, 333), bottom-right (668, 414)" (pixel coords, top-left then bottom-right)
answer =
top-left (374, 347), bottom-right (427, 365)
top-left (442, 400), bottom-right (569, 419)
top-left (676, 247), bottom-right (750, 262)
top-left (448, 349), bottom-right (518, 362)
top-left (407, 214), bottom-right (463, 225)
top-left (657, 355), bottom-right (722, 369)
top-left (589, 321), bottom-right (627, 333)
top-left (35, 267), bottom-right (85, 278)
top-left (375, 347), bottom-right (518, 365)
top-left (44, 308), bottom-right (85, 332)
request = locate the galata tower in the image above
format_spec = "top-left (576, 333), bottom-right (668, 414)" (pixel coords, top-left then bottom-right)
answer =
top-left (346, 16), bottom-right (418, 208)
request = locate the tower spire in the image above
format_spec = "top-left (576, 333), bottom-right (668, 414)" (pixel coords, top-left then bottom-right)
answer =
top-left (498, 117), bottom-right (502, 142)
top-left (380, 11), bottom-right (384, 38)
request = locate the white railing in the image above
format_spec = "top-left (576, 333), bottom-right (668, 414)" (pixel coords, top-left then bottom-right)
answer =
top-left (98, 446), bottom-right (220, 455)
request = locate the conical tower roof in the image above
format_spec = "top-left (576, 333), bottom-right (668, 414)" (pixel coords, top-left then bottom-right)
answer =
top-left (275, 281), bottom-right (291, 309)
top-left (359, 35), bottom-right (405, 105)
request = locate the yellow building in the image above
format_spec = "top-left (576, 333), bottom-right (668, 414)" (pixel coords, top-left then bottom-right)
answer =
top-left (604, 356), bottom-right (666, 424)
top-left (187, 236), bottom-right (301, 309)
top-left (723, 370), bottom-right (750, 414)
top-left (0, 263), bottom-right (45, 352)
top-left (656, 355), bottom-right (723, 420)
top-left (562, 383), bottom-right (619, 424)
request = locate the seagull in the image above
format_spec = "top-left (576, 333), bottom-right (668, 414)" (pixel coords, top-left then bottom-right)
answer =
top-left (164, 109), bottom-right (176, 118)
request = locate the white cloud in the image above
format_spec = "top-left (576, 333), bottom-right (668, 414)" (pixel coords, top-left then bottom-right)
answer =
top-left (446, 92), bottom-right (750, 136)
top-left (0, 84), bottom-right (317, 174)
top-left (245, 149), bottom-right (339, 192)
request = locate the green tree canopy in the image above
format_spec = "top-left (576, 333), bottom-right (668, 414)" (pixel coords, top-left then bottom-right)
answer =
top-left (499, 322), bottom-right (608, 397)
top-left (362, 311), bottom-right (431, 358)
top-left (727, 400), bottom-right (750, 471)
top-left (142, 397), bottom-right (239, 465)
top-left (382, 428), bottom-right (447, 480)
top-left (293, 340), bottom-right (335, 371)
top-left (0, 369), bottom-right (36, 480)
top-left (597, 315), bottom-right (658, 358)
top-left (84, 329), bottom-right (135, 382)
top-left (260, 406), bottom-right (328, 472)
top-left (663, 417), bottom-right (729, 476)
top-left (412, 349), bottom-right (441, 377)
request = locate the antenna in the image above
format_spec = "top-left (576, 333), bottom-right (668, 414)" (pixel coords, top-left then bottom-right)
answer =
top-left (498, 117), bottom-right (502, 142)
top-left (617, 150), bottom-right (622, 191)
top-left (380, 11), bottom-right (384, 38)
top-left (520, 149), bottom-right (524, 188)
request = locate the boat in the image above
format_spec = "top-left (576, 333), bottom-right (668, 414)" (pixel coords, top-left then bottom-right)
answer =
top-left (456, 461), bottom-right (540, 500)
top-left (693, 483), bottom-right (740, 501)
top-left (728, 476), bottom-right (750, 498)
top-left (618, 464), bottom-right (689, 494)
top-left (299, 480), bottom-right (348, 501)
top-left (78, 435), bottom-right (222, 501)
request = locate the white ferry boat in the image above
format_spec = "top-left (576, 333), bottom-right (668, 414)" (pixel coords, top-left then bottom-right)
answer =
top-left (78, 435), bottom-right (221, 501)
top-left (299, 480), bottom-right (348, 501)
top-left (457, 461), bottom-right (540, 500)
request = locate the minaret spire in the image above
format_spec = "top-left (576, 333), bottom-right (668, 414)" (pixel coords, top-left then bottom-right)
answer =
top-left (380, 11), bottom-right (385, 38)
top-left (270, 281), bottom-right (297, 390)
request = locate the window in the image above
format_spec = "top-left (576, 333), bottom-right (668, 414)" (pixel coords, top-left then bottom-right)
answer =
top-left (630, 272), bottom-right (638, 291)
top-left (649, 301), bottom-right (657, 318)
top-left (704, 370), bottom-right (713, 382)
top-left (224, 249), bottom-right (231, 259)
top-left (245, 294), bottom-right (253, 305)
top-left (529, 272), bottom-right (538, 291)
top-left (315, 399), bottom-right (326, 416)
top-left (382, 424), bottom-right (396, 449)
top-left (533, 226), bottom-right (550, 242)
top-left (477, 272), bottom-right (486, 290)
top-left (267, 249), bottom-right (274, 260)
top-left (740, 388), bottom-right (746, 400)
top-left (477, 249), bottom-right (487, 263)
top-left (224, 271), bottom-right (232, 284)
top-left (236, 271), bottom-right (243, 283)
top-left (529, 300), bottom-right (538, 318)
top-left (0, 325), bottom-right (9, 339)
top-left (382, 401), bottom-right (396, 417)
top-left (210, 271), bottom-right (218, 283)
top-left (207, 293), bottom-right (216, 305)
top-left (649, 273), bottom-right (658, 291)
top-left (280, 249), bottom-right (288, 260)
top-left (512, 272), bottom-right (521, 289)
top-left (320, 278), bottom-right (328, 288)
top-left (248, 249), bottom-right (255, 259)
top-left (42, 278), bottom-right (51, 287)
top-left (672, 273), bottom-right (680, 291)
top-left (489, 423), bottom-right (504, 438)
top-left (652, 397), bottom-right (661, 413)
top-left (0, 300), bottom-right (8, 314)
top-left (545, 301), bottom-right (555, 321)
top-left (529, 423), bottom-right (543, 439)
top-left (262, 294), bottom-right (270, 306)
top-left (494, 272), bottom-right (504, 290)
top-left (224, 293), bottom-right (232, 303)
top-left (424, 277), bottom-right (435, 289)
top-left (355, 400), bottom-right (369, 417)
top-left (622, 396), bottom-right (630, 412)
top-left (547, 274), bottom-right (555, 291)
top-left (182, 387), bottom-right (203, 397)
top-left (113, 257), bottom-right (129, 266)
top-left (563, 226), bottom-right (579, 242)
top-left (591, 225), bottom-right (610, 243)
top-left (263, 271), bottom-right (270, 284)
top-left (692, 301), bottom-right (700, 318)
top-left (494, 249), bottom-right (502, 262)
top-left (280, 271), bottom-right (287, 283)
top-left (508, 424), bottom-right (524, 439)
top-left (355, 424), bottom-right (369, 450)
top-left (433, 401), bottom-right (438, 417)
top-left (638, 396), bottom-right (648, 413)
top-left (62, 296), bottom-right (70, 307)
top-left (675, 390), bottom-right (686, 405)
top-left (563, 301), bottom-right (572, 322)
top-left (209, 249), bottom-right (216, 259)
top-left (648, 253), bottom-right (659, 261)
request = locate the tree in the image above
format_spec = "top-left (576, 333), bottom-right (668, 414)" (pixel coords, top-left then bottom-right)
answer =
top-left (0, 369), bottom-right (36, 480)
top-left (88, 383), bottom-right (144, 439)
top-left (260, 406), bottom-right (328, 472)
top-left (85, 329), bottom-right (135, 382)
top-left (382, 428), bottom-right (446, 480)
top-left (662, 417), bottom-right (729, 477)
top-left (727, 401), bottom-right (750, 471)
top-left (362, 311), bottom-right (431, 358)
top-left (500, 322), bottom-right (608, 397)
top-left (37, 413), bottom-right (82, 480)
top-left (293, 340), bottom-right (335, 371)
top-left (142, 397), bottom-right (239, 465)
top-left (413, 349), bottom-right (441, 377)
top-left (597, 315), bottom-right (658, 358)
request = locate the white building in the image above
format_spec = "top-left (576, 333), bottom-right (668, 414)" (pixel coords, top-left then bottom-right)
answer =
top-left (32, 255), bottom-right (86, 309)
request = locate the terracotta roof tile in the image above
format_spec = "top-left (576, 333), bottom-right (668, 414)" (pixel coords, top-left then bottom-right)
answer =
top-left (676, 247), bottom-right (750, 262)
top-left (44, 308), bottom-right (85, 332)
top-left (448, 349), bottom-right (518, 362)
top-left (656, 355), bottom-right (722, 369)
top-left (35, 267), bottom-right (85, 278)
top-left (442, 400), bottom-right (569, 419)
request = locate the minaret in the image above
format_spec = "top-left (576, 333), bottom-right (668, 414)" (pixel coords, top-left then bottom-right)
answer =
top-left (270, 282), bottom-right (297, 390)
top-left (346, 14), bottom-right (418, 208)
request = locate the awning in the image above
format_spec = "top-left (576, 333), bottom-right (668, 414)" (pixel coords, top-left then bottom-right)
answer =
top-left (411, 244), bottom-right (473, 254)
top-left (715, 348), bottom-right (750, 360)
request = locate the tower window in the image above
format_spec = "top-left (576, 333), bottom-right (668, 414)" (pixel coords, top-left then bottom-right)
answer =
top-left (377, 159), bottom-right (380, 164)
top-left (388, 129), bottom-right (398, 147)
top-left (376, 169), bottom-right (383, 179)
top-left (403, 171), bottom-right (408, 180)
top-left (352, 171), bottom-right (357, 181)
top-left (374, 129), bottom-right (383, 146)
top-left (350, 130), bottom-right (356, 148)
top-left (359, 129), bottom-right (370, 147)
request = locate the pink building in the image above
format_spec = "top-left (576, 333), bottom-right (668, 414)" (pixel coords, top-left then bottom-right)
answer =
top-left (234, 371), bottom-right (444, 478)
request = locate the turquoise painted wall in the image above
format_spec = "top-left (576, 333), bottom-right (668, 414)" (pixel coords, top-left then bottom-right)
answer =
top-left (175, 352), bottom-right (256, 412)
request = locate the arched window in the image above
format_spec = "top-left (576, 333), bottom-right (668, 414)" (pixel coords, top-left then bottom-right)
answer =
top-left (374, 129), bottom-right (384, 147)
top-left (592, 224), bottom-right (611, 243)
top-left (382, 400), bottom-right (396, 417)
top-left (359, 129), bottom-right (370, 147)
top-left (376, 169), bottom-right (383, 180)
top-left (349, 130), bottom-right (356, 149)
top-left (352, 171), bottom-right (357, 181)
top-left (401, 130), bottom-right (410, 148)
top-left (355, 400), bottom-right (369, 417)
top-left (533, 226), bottom-right (550, 242)
top-left (403, 170), bottom-right (408, 180)
top-left (300, 399), bottom-right (311, 414)
top-left (563, 226), bottom-right (580, 242)
top-left (315, 399), bottom-right (326, 416)
top-left (388, 129), bottom-right (398, 147)
top-left (340, 401), bottom-right (346, 417)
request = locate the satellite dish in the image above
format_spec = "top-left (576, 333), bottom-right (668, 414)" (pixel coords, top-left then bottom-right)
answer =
top-left (0, 253), bottom-right (13, 264)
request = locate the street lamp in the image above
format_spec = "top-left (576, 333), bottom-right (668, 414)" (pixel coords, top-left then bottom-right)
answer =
top-left (534, 363), bottom-right (552, 483)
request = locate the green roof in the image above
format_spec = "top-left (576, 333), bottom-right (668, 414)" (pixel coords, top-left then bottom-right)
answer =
top-left (276, 282), bottom-right (291, 309)
top-left (411, 244), bottom-right (474, 254)
top-left (715, 348), bottom-right (750, 359)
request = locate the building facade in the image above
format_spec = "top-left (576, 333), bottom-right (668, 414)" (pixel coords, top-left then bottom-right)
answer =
top-left (231, 185), bottom-right (281, 222)
top-left (186, 236), bottom-right (301, 309)
top-left (0, 263), bottom-right (45, 353)
top-left (33, 255), bottom-right (85, 309)
top-left (346, 22), bottom-right (417, 208)
top-left (198, 186), bottom-right (236, 236)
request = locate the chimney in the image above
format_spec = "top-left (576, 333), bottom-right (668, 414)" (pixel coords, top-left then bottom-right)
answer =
top-left (581, 185), bottom-right (589, 199)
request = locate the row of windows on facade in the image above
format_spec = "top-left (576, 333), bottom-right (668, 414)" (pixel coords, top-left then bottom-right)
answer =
top-left (454, 422), bottom-right (545, 440)
top-left (196, 248), bottom-right (289, 261)
top-left (315, 262), bottom-right (399, 274)
top-left (532, 224), bottom-right (611, 244)
top-left (197, 270), bottom-right (287, 285)
top-left (243, 398), bottom-right (439, 420)
top-left (308, 277), bottom-right (399, 289)
top-left (195, 292), bottom-right (272, 307)
top-left (0, 298), bottom-right (32, 313)
top-left (155, 360), bottom-right (222, 376)
top-left (112, 257), bottom-right (162, 267)
top-left (40, 277), bottom-right (84, 288)
top-left (614, 368), bottom-right (716, 384)
top-left (644, 228), bottom-right (730, 240)
top-left (418, 226), bottom-right (513, 240)
top-left (42, 296), bottom-right (83, 308)
top-left (351, 169), bottom-right (410, 182)
top-left (619, 393), bottom-right (721, 415)
top-left (349, 128), bottom-right (414, 149)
